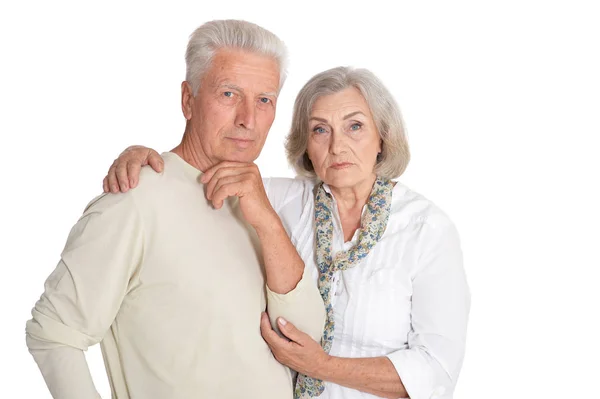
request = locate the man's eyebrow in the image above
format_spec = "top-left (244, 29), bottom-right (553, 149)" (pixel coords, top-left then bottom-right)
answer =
top-left (218, 83), bottom-right (243, 91)
top-left (218, 84), bottom-right (278, 98)
top-left (260, 91), bottom-right (278, 98)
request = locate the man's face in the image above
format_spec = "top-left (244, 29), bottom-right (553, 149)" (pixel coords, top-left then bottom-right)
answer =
top-left (182, 48), bottom-right (280, 168)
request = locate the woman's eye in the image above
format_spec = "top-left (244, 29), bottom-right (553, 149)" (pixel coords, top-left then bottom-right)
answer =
top-left (350, 123), bottom-right (362, 131)
top-left (313, 127), bottom-right (327, 134)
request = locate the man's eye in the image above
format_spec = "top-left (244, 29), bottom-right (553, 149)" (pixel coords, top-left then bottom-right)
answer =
top-left (224, 91), bottom-right (233, 97)
top-left (259, 97), bottom-right (271, 104)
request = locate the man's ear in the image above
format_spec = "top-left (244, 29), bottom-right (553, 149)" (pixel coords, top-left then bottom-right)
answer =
top-left (181, 81), bottom-right (194, 120)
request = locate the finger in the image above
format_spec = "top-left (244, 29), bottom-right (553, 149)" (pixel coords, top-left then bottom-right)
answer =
top-left (207, 175), bottom-right (235, 201)
top-left (210, 183), bottom-right (239, 209)
top-left (127, 162), bottom-right (142, 188)
top-left (209, 165), bottom-right (261, 190)
top-left (102, 176), bottom-right (109, 193)
top-left (147, 150), bottom-right (164, 173)
top-left (260, 312), bottom-right (284, 346)
top-left (277, 318), bottom-right (306, 345)
top-left (107, 164), bottom-right (120, 193)
top-left (121, 145), bottom-right (149, 160)
top-left (206, 170), bottom-right (248, 200)
top-left (211, 178), bottom-right (251, 209)
top-left (201, 162), bottom-right (249, 184)
top-left (115, 162), bottom-right (130, 192)
top-left (205, 167), bottom-right (233, 199)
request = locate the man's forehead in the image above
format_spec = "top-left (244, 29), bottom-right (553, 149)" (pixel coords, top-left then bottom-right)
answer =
top-left (205, 49), bottom-right (280, 91)
top-left (208, 73), bottom-right (279, 95)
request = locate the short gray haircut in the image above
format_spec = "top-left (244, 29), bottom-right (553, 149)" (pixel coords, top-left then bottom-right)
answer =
top-left (285, 66), bottom-right (410, 180)
top-left (185, 20), bottom-right (289, 95)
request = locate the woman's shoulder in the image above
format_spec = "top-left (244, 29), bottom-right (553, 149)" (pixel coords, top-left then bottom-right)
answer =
top-left (263, 176), bottom-right (317, 212)
top-left (390, 181), bottom-right (456, 229)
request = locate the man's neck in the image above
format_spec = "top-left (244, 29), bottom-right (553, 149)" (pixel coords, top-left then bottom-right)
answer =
top-left (171, 132), bottom-right (214, 172)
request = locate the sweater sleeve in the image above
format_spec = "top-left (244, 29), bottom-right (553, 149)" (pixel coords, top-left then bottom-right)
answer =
top-left (25, 192), bottom-right (144, 398)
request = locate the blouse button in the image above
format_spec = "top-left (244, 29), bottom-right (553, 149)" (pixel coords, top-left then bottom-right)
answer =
top-left (335, 277), bottom-right (343, 296)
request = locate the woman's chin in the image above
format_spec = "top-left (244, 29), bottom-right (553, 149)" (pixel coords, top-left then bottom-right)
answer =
top-left (322, 173), bottom-right (361, 189)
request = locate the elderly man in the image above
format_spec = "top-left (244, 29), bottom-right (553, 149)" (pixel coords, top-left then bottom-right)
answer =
top-left (25, 20), bottom-right (326, 399)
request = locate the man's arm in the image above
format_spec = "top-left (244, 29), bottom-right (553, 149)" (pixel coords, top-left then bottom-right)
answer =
top-left (98, 148), bottom-right (326, 343)
top-left (26, 192), bottom-right (144, 398)
top-left (26, 346), bottom-right (101, 399)
top-left (256, 214), bottom-right (325, 343)
top-left (201, 163), bottom-right (326, 343)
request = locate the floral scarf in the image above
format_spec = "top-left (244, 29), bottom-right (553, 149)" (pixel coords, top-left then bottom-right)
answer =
top-left (295, 177), bottom-right (395, 398)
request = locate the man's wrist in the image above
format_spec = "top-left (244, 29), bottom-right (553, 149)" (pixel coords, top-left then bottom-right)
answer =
top-left (253, 209), bottom-right (283, 236)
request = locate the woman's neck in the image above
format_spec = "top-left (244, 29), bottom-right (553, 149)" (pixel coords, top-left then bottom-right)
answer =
top-left (329, 174), bottom-right (377, 241)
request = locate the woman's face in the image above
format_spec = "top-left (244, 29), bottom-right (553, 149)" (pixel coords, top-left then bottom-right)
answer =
top-left (306, 87), bottom-right (381, 189)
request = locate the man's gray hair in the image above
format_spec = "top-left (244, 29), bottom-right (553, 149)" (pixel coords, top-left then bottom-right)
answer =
top-left (285, 66), bottom-right (410, 179)
top-left (185, 20), bottom-right (288, 95)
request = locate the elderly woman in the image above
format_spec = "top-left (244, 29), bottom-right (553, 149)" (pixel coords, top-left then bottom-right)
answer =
top-left (103, 67), bottom-right (470, 399)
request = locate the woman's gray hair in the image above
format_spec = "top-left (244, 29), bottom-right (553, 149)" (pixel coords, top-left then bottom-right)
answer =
top-left (185, 20), bottom-right (288, 95)
top-left (285, 66), bottom-right (410, 180)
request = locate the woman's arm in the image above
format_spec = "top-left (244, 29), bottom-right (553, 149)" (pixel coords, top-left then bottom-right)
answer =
top-left (261, 213), bottom-right (470, 399)
top-left (383, 215), bottom-right (470, 399)
top-left (260, 315), bottom-right (408, 398)
top-left (315, 356), bottom-right (408, 398)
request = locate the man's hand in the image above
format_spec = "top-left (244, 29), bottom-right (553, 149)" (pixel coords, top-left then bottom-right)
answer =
top-left (260, 312), bottom-right (329, 377)
top-left (201, 162), bottom-right (276, 231)
top-left (103, 145), bottom-right (163, 193)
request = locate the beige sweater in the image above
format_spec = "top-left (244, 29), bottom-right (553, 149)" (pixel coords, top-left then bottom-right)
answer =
top-left (25, 152), bottom-right (326, 399)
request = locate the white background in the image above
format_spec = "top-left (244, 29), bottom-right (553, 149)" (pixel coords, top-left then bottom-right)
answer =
top-left (1, 0), bottom-right (599, 397)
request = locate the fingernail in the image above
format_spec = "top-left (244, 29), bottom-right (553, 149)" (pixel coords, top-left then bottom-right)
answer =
top-left (278, 317), bottom-right (287, 326)
top-left (130, 179), bottom-right (135, 187)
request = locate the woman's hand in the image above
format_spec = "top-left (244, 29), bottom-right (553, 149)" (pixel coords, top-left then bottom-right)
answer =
top-left (261, 313), bottom-right (408, 398)
top-left (260, 312), bottom-right (330, 377)
top-left (103, 145), bottom-right (163, 193)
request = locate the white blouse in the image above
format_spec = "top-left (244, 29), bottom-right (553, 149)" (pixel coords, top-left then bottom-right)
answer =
top-left (264, 177), bottom-right (471, 399)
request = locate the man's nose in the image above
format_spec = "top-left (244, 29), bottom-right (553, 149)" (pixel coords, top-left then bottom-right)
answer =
top-left (234, 98), bottom-right (256, 130)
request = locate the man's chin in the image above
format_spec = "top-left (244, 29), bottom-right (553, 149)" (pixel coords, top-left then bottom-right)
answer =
top-left (221, 150), bottom-right (261, 164)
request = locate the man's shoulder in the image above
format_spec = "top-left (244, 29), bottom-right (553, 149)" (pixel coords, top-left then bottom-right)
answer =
top-left (81, 190), bottom-right (136, 216)
top-left (138, 164), bottom-right (166, 187)
top-left (132, 156), bottom-right (185, 195)
top-left (82, 165), bottom-right (166, 214)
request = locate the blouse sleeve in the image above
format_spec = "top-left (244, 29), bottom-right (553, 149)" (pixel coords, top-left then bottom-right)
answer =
top-left (386, 215), bottom-right (471, 399)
